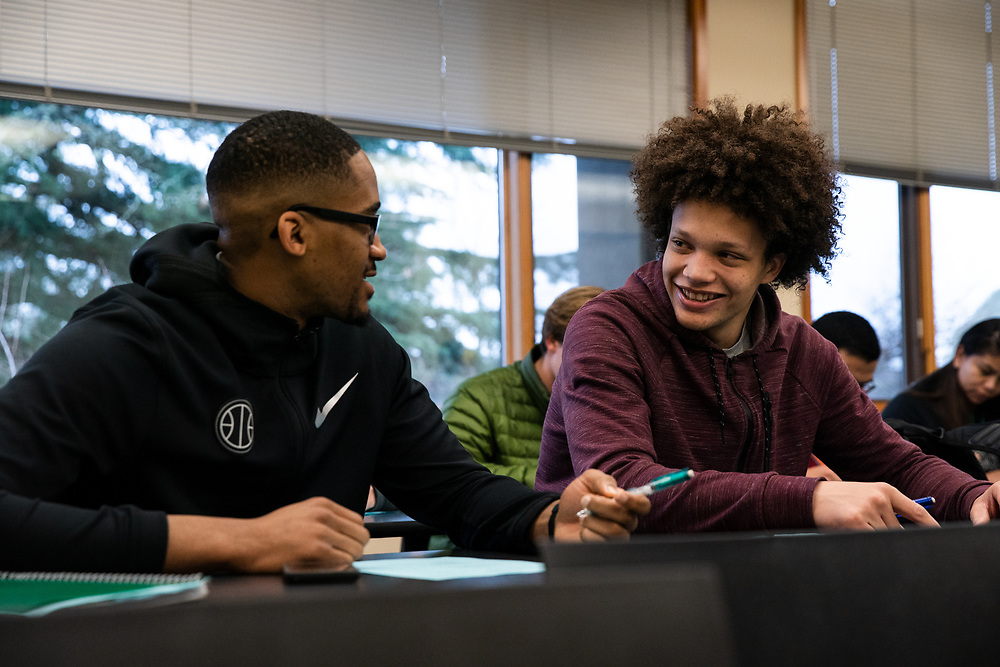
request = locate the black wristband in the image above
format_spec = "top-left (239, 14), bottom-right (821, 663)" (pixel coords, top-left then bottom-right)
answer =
top-left (547, 502), bottom-right (560, 539)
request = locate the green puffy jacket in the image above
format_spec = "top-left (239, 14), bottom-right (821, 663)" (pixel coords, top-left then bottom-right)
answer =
top-left (441, 344), bottom-right (548, 488)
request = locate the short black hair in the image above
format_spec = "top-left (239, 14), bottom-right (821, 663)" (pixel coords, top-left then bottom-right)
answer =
top-left (206, 110), bottom-right (362, 203)
top-left (631, 97), bottom-right (843, 289)
top-left (812, 311), bottom-right (881, 362)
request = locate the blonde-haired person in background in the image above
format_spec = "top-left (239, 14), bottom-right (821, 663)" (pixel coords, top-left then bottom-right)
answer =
top-left (442, 286), bottom-right (605, 487)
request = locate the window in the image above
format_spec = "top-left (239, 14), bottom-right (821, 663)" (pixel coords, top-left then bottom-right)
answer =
top-left (530, 154), bottom-right (653, 336)
top-left (810, 175), bottom-right (904, 399)
top-left (0, 100), bottom-right (231, 384)
top-left (929, 185), bottom-right (1000, 367)
top-left (0, 101), bottom-right (502, 405)
top-left (361, 138), bottom-right (502, 404)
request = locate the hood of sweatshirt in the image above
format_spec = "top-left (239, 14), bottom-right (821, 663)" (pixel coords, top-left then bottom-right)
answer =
top-left (618, 258), bottom-right (785, 470)
top-left (129, 222), bottom-right (317, 372)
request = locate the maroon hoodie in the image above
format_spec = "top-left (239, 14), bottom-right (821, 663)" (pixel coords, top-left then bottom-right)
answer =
top-left (536, 259), bottom-right (991, 533)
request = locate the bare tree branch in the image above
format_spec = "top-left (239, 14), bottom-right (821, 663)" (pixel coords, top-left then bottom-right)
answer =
top-left (0, 268), bottom-right (9, 324)
top-left (0, 329), bottom-right (16, 379)
top-left (11, 261), bottom-right (29, 358)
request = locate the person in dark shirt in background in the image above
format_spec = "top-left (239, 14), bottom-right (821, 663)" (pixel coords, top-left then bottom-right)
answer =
top-left (884, 319), bottom-right (1000, 481)
top-left (808, 310), bottom-right (882, 481)
top-left (811, 311), bottom-right (880, 393)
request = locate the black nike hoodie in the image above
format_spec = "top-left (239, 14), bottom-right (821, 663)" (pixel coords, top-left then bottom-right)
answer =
top-left (0, 223), bottom-right (553, 571)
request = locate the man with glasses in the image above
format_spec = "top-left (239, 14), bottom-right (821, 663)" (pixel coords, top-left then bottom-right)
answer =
top-left (271, 205), bottom-right (379, 242)
top-left (811, 311), bottom-right (880, 395)
top-left (0, 110), bottom-right (648, 573)
top-left (806, 311), bottom-right (882, 481)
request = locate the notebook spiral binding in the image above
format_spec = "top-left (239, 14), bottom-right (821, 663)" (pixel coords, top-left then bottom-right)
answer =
top-left (0, 571), bottom-right (204, 584)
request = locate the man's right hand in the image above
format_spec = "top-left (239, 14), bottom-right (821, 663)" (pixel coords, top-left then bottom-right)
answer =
top-left (811, 480), bottom-right (939, 530)
top-left (165, 497), bottom-right (370, 573)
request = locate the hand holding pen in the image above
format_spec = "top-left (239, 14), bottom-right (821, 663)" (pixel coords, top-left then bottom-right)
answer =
top-left (577, 468), bottom-right (695, 519)
top-left (896, 496), bottom-right (934, 521)
top-left (551, 469), bottom-right (653, 541)
top-left (811, 481), bottom-right (940, 530)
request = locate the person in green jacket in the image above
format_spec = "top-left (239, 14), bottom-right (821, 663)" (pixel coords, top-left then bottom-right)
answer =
top-left (442, 285), bottom-right (604, 487)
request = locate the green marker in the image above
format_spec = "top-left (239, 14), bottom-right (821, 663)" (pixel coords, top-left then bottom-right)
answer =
top-left (626, 468), bottom-right (695, 496)
top-left (577, 468), bottom-right (694, 519)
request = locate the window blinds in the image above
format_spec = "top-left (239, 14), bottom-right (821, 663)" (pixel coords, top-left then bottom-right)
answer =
top-left (807, 0), bottom-right (999, 189)
top-left (0, 0), bottom-right (690, 155)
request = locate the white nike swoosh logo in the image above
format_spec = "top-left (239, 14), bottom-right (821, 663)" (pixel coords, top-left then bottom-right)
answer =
top-left (315, 373), bottom-right (359, 428)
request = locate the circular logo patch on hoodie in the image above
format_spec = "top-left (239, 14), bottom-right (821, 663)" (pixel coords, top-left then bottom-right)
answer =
top-left (215, 399), bottom-right (254, 454)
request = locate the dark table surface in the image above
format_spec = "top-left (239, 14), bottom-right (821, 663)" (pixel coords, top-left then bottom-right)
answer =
top-left (0, 548), bottom-right (735, 666)
top-left (8, 522), bottom-right (1000, 666)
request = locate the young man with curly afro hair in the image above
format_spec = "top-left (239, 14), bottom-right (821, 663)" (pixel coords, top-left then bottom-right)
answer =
top-left (536, 97), bottom-right (1000, 534)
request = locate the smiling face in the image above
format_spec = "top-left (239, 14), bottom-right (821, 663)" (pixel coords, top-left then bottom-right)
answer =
top-left (293, 151), bottom-right (385, 326)
top-left (954, 348), bottom-right (1000, 405)
top-left (662, 201), bottom-right (785, 349)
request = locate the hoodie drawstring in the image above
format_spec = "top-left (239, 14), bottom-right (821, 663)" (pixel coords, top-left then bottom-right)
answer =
top-left (752, 355), bottom-right (773, 471)
top-left (708, 350), bottom-right (774, 472)
top-left (708, 350), bottom-right (727, 451)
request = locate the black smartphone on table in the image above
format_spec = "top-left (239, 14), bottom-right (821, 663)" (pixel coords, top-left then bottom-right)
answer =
top-left (282, 561), bottom-right (361, 584)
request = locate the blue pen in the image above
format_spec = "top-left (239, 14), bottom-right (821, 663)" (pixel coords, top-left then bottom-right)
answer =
top-left (896, 495), bottom-right (934, 519)
top-left (577, 468), bottom-right (694, 518)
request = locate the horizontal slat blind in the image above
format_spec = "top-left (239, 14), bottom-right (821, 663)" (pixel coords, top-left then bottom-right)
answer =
top-left (807, 0), bottom-right (999, 188)
top-left (548, 0), bottom-right (684, 147)
top-left (0, 0), bottom-right (689, 152)
top-left (321, 0), bottom-right (447, 130)
top-left (443, 1), bottom-right (553, 139)
top-left (0, 1), bottom-right (46, 85)
top-left (192, 0), bottom-right (328, 113)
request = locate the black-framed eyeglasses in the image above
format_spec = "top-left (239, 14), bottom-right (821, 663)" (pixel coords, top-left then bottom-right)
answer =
top-left (271, 204), bottom-right (380, 244)
top-left (860, 380), bottom-right (876, 394)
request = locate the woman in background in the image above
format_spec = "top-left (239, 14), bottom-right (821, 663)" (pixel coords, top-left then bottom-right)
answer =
top-left (883, 319), bottom-right (1000, 481)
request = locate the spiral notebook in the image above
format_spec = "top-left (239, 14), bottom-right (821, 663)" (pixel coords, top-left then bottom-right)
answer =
top-left (0, 571), bottom-right (209, 617)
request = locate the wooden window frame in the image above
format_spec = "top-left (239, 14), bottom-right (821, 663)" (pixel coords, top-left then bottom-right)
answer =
top-left (501, 151), bottom-right (536, 364)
